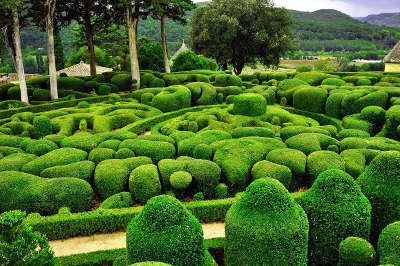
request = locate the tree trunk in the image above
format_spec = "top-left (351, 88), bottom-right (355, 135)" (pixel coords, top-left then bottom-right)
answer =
top-left (233, 62), bottom-right (244, 75)
top-left (12, 9), bottom-right (29, 104)
top-left (84, 13), bottom-right (96, 76)
top-left (46, 0), bottom-right (58, 100)
top-left (6, 27), bottom-right (17, 72)
top-left (126, 4), bottom-right (140, 89)
top-left (222, 62), bottom-right (228, 71)
top-left (161, 15), bottom-right (170, 73)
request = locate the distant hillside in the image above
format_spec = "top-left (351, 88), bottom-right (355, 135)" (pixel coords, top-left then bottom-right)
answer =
top-left (358, 13), bottom-right (400, 28)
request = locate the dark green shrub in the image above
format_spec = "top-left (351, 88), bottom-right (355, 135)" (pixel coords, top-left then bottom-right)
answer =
top-left (225, 178), bottom-right (308, 265)
top-left (233, 93), bottom-right (267, 116)
top-left (231, 127), bottom-right (274, 138)
top-left (266, 148), bottom-right (307, 178)
top-left (213, 74), bottom-right (242, 87)
top-left (22, 148), bottom-right (88, 176)
top-left (342, 91), bottom-right (388, 116)
top-left (129, 164), bottom-right (161, 203)
top-left (338, 129), bottom-right (370, 140)
top-left (32, 88), bottom-right (51, 101)
top-left (85, 81), bottom-right (99, 92)
top-left (77, 101), bottom-right (90, 108)
top-left (326, 93), bottom-right (346, 118)
top-left (32, 115), bottom-right (52, 139)
top-left (0, 210), bottom-right (54, 266)
top-left (98, 139), bottom-right (121, 151)
top-left (307, 151), bottom-right (346, 185)
top-left (293, 86), bottom-right (328, 113)
top-left (193, 192), bottom-right (204, 201)
top-left (357, 151), bottom-right (400, 244)
top-left (111, 74), bottom-right (133, 91)
top-left (343, 115), bottom-right (374, 134)
top-left (61, 132), bottom-right (100, 152)
top-left (216, 183), bottom-right (228, 199)
top-left (296, 65), bottom-right (312, 73)
top-left (251, 160), bottom-right (292, 189)
top-left (277, 79), bottom-right (308, 104)
top-left (126, 195), bottom-right (205, 265)
top-left (171, 50), bottom-right (214, 72)
top-left (295, 71), bottom-right (332, 86)
top-left (285, 133), bottom-right (339, 155)
top-left (99, 192), bottom-right (133, 209)
top-left (0, 153), bottom-right (37, 172)
top-left (360, 106), bottom-right (386, 125)
top-left (340, 149), bottom-right (367, 178)
top-left (357, 78), bottom-right (372, 86)
top-left (322, 78), bottom-right (345, 86)
top-left (170, 171), bottom-right (192, 190)
top-left (88, 148), bottom-right (115, 164)
top-left (193, 144), bottom-right (213, 160)
top-left (94, 159), bottom-right (130, 200)
top-left (115, 148), bottom-right (135, 159)
top-left (0, 171), bottom-right (93, 215)
top-left (40, 160), bottom-right (95, 182)
top-left (297, 169), bottom-right (371, 265)
top-left (158, 159), bottom-right (186, 189)
top-left (141, 92), bottom-right (154, 105)
top-left (123, 156), bottom-right (153, 172)
top-left (151, 86), bottom-right (192, 112)
top-left (97, 84), bottom-right (111, 95)
top-left (186, 82), bottom-right (217, 105)
top-left (338, 237), bottom-right (376, 266)
top-left (378, 221), bottom-right (400, 266)
top-left (7, 86), bottom-right (21, 100)
top-left (268, 72), bottom-right (287, 81)
top-left (119, 139), bottom-right (175, 163)
top-left (279, 126), bottom-right (330, 142)
top-left (58, 77), bottom-right (86, 92)
top-left (25, 139), bottom-right (58, 156)
top-left (178, 130), bottom-right (231, 157)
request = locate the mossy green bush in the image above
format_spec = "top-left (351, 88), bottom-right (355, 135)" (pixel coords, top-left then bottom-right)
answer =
top-left (22, 148), bottom-right (87, 176)
top-left (295, 71), bottom-right (332, 86)
top-left (25, 139), bottom-right (58, 156)
top-left (279, 126), bottom-right (330, 141)
top-left (360, 105), bottom-right (386, 125)
top-left (99, 192), bottom-right (133, 209)
top-left (225, 178), bottom-right (308, 265)
top-left (340, 149), bottom-right (367, 178)
top-left (296, 65), bottom-right (312, 73)
top-left (357, 151), bottom-right (400, 243)
top-left (231, 127), bottom-right (274, 138)
top-left (88, 148), bottom-right (115, 164)
top-left (158, 159), bottom-right (185, 190)
top-left (129, 164), bottom-right (161, 204)
top-left (169, 171), bottom-right (192, 191)
top-left (293, 86), bottom-right (328, 113)
top-left (126, 195), bottom-right (205, 265)
top-left (276, 78), bottom-right (308, 104)
top-left (151, 86), bottom-right (191, 112)
top-left (119, 139), bottom-right (175, 163)
top-left (307, 151), bottom-right (346, 185)
top-left (266, 148), bottom-right (307, 179)
top-left (94, 159), bottom-right (130, 200)
top-left (342, 91), bottom-right (388, 116)
top-left (0, 153), bottom-right (37, 171)
top-left (232, 93), bottom-right (267, 117)
top-left (98, 139), bottom-right (121, 151)
top-left (326, 93), bottom-right (346, 118)
top-left (251, 160), bottom-right (292, 189)
top-left (97, 84), bottom-right (111, 95)
top-left (193, 144), bottom-right (213, 160)
top-left (213, 74), bottom-right (242, 87)
top-left (115, 148), bottom-right (135, 159)
top-left (338, 129), bottom-right (370, 140)
top-left (123, 156), bottom-right (153, 172)
top-left (298, 169), bottom-right (371, 265)
top-left (40, 160), bottom-right (95, 182)
top-left (0, 171), bottom-right (93, 215)
top-left (58, 77), bottom-right (86, 92)
top-left (378, 221), bottom-right (400, 266)
top-left (216, 183), bottom-right (228, 199)
top-left (268, 72), bottom-right (288, 81)
top-left (322, 78), bottom-right (345, 86)
top-left (185, 82), bottom-right (217, 105)
top-left (32, 88), bottom-right (51, 101)
top-left (111, 74), bottom-right (133, 91)
top-left (178, 130), bottom-right (231, 157)
top-left (384, 105), bottom-right (400, 139)
top-left (32, 115), bottom-right (52, 139)
top-left (338, 237), bottom-right (376, 266)
top-left (285, 133), bottom-right (339, 155)
top-left (342, 115), bottom-right (374, 134)
top-left (60, 132), bottom-right (100, 152)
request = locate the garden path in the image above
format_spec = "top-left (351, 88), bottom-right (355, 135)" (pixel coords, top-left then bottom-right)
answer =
top-left (49, 222), bottom-right (225, 257)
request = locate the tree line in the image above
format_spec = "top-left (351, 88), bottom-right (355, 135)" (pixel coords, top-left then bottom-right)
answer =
top-left (0, 0), bottom-right (194, 103)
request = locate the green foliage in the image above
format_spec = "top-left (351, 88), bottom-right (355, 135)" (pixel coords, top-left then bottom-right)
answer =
top-left (26, 139), bottom-right (58, 156)
top-left (338, 237), bottom-right (376, 266)
top-left (111, 74), bottom-right (134, 91)
top-left (296, 65), bottom-right (312, 73)
top-left (216, 183), bottom-right (228, 199)
top-left (378, 221), bottom-right (400, 266)
top-left (88, 148), bottom-right (115, 164)
top-left (61, 132), bottom-right (100, 152)
top-left (185, 82), bottom-right (217, 106)
top-left (231, 127), bottom-right (274, 138)
top-left (360, 105), bottom-right (386, 125)
top-left (0, 210), bottom-right (54, 266)
top-left (0, 171), bottom-right (93, 215)
top-left (225, 178), bottom-right (308, 265)
top-left (151, 85), bottom-right (192, 112)
top-left (338, 129), bottom-right (370, 140)
top-left (170, 171), bottom-right (192, 190)
top-left (100, 192), bottom-right (133, 209)
top-left (66, 46), bottom-right (116, 69)
top-left (120, 139), bottom-right (175, 163)
top-left (126, 195), bottom-right (205, 265)
top-left (138, 37), bottom-right (164, 72)
top-left (295, 72), bottom-right (332, 86)
top-left (32, 115), bottom-right (52, 139)
top-left (298, 169), bottom-right (371, 265)
top-left (115, 148), bottom-right (135, 159)
top-left (322, 77), bottom-right (345, 86)
top-left (307, 151), bottom-right (346, 185)
top-left (233, 93), bottom-right (267, 116)
top-left (293, 86), bottom-right (328, 113)
top-left (266, 148), bottom-right (307, 179)
top-left (277, 78), bottom-right (308, 104)
top-left (285, 133), bottom-right (339, 155)
top-left (171, 50), bottom-right (217, 72)
top-left (357, 151), bottom-right (400, 244)
top-left (97, 84), bottom-right (111, 95)
top-left (342, 91), bottom-right (389, 116)
top-left (129, 164), bottom-right (161, 204)
top-left (251, 160), bottom-right (292, 189)
top-left (40, 160), bottom-right (95, 182)
top-left (0, 153), bottom-right (37, 172)
top-left (193, 143), bottom-right (213, 160)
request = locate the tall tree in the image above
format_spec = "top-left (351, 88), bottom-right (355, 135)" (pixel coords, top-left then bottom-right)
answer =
top-left (63, 0), bottom-right (114, 76)
top-left (151, 0), bottom-right (195, 73)
top-left (54, 26), bottom-right (65, 70)
top-left (0, 0), bottom-right (29, 103)
top-left (190, 0), bottom-right (293, 75)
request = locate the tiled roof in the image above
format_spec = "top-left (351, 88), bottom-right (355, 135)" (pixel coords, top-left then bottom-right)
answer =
top-left (57, 61), bottom-right (113, 76)
top-left (384, 41), bottom-right (400, 63)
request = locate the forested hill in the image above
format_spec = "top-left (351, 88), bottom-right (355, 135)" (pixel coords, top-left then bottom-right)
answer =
top-left (358, 13), bottom-right (400, 28)
top-left (289, 9), bottom-right (400, 52)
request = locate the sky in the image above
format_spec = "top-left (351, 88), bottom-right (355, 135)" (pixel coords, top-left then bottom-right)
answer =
top-left (193, 0), bottom-right (400, 17)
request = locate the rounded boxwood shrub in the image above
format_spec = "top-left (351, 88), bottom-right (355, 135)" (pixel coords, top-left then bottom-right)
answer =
top-left (88, 148), bottom-right (115, 164)
top-left (251, 160), bottom-right (292, 189)
top-left (151, 86), bottom-right (191, 112)
top-left (225, 178), bottom-right (309, 265)
top-left (231, 127), bottom-right (274, 138)
top-left (115, 148), bottom-right (135, 159)
top-left (25, 139), bottom-right (58, 156)
top-left (97, 84), bottom-right (111, 95)
top-left (111, 74), bottom-right (133, 91)
top-left (338, 129), bottom-right (370, 140)
top-left (0, 171), bottom-right (93, 215)
top-left (94, 159), bottom-right (130, 200)
top-left (357, 151), bottom-right (400, 244)
top-left (40, 160), bottom-right (95, 182)
top-left (296, 65), bottom-right (312, 73)
top-left (378, 221), bottom-right (400, 266)
top-left (216, 183), bottom-right (228, 199)
top-left (129, 164), bottom-right (161, 204)
top-left (326, 93), bottom-right (346, 118)
top-left (169, 171), bottom-right (192, 190)
top-left (266, 148), bottom-right (307, 178)
top-left (131, 262), bottom-right (171, 266)
top-left (285, 133), bottom-right (339, 155)
top-left (126, 195), bottom-right (205, 265)
top-left (32, 115), bottom-right (52, 139)
top-left (295, 71), bottom-right (332, 86)
top-left (98, 139), bottom-right (121, 151)
top-left (22, 148), bottom-right (88, 176)
top-left (141, 92), bottom-right (154, 105)
top-left (193, 192), bottom-right (204, 201)
top-left (277, 79), bottom-right (308, 104)
top-left (158, 159), bottom-right (185, 189)
top-left (360, 106), bottom-right (386, 125)
top-left (193, 144), bottom-right (213, 160)
top-left (307, 151), bottom-right (346, 185)
top-left (232, 93), bottom-right (267, 116)
top-left (60, 132), bottom-right (100, 152)
top-left (119, 139), bottom-right (175, 163)
top-left (297, 169), bottom-right (371, 265)
top-left (185, 82), bottom-right (217, 106)
top-left (32, 88), bottom-right (51, 101)
top-left (293, 86), bottom-right (328, 113)
top-left (322, 78), bottom-right (346, 86)
top-left (0, 153), bottom-right (37, 172)
top-left (99, 192), bottom-right (133, 209)
top-left (338, 237), bottom-right (376, 266)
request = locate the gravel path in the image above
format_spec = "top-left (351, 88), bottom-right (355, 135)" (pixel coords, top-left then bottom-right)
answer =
top-left (50, 222), bottom-right (225, 257)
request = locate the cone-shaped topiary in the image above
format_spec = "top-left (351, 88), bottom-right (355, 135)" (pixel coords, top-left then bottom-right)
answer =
top-left (378, 221), bottom-right (400, 266)
top-left (297, 169), bottom-right (371, 265)
top-left (357, 151), bottom-right (400, 244)
top-left (126, 195), bottom-right (205, 266)
top-left (225, 178), bottom-right (309, 266)
top-left (338, 237), bottom-right (376, 266)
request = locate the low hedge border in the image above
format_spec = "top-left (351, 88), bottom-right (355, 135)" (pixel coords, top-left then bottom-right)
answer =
top-left (54, 238), bottom-right (224, 266)
top-left (283, 106), bottom-right (343, 131)
top-left (26, 198), bottom-right (235, 240)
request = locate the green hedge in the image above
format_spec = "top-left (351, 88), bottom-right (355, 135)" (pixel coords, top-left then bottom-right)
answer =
top-left (251, 160), bottom-right (292, 189)
top-left (0, 153), bottom-right (37, 171)
top-left (40, 160), bottom-right (95, 182)
top-left (293, 86), bottom-right (328, 113)
top-left (129, 164), bottom-right (161, 203)
top-left (151, 85), bottom-right (192, 112)
top-left (338, 237), bottom-right (376, 266)
top-left (378, 221), bottom-right (400, 266)
top-left (119, 139), bottom-right (175, 163)
top-left (232, 93), bottom-right (267, 117)
top-left (100, 192), bottom-right (133, 210)
top-left (306, 151), bottom-right (346, 185)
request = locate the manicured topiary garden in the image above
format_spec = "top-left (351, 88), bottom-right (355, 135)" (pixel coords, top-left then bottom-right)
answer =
top-left (2, 69), bottom-right (400, 265)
